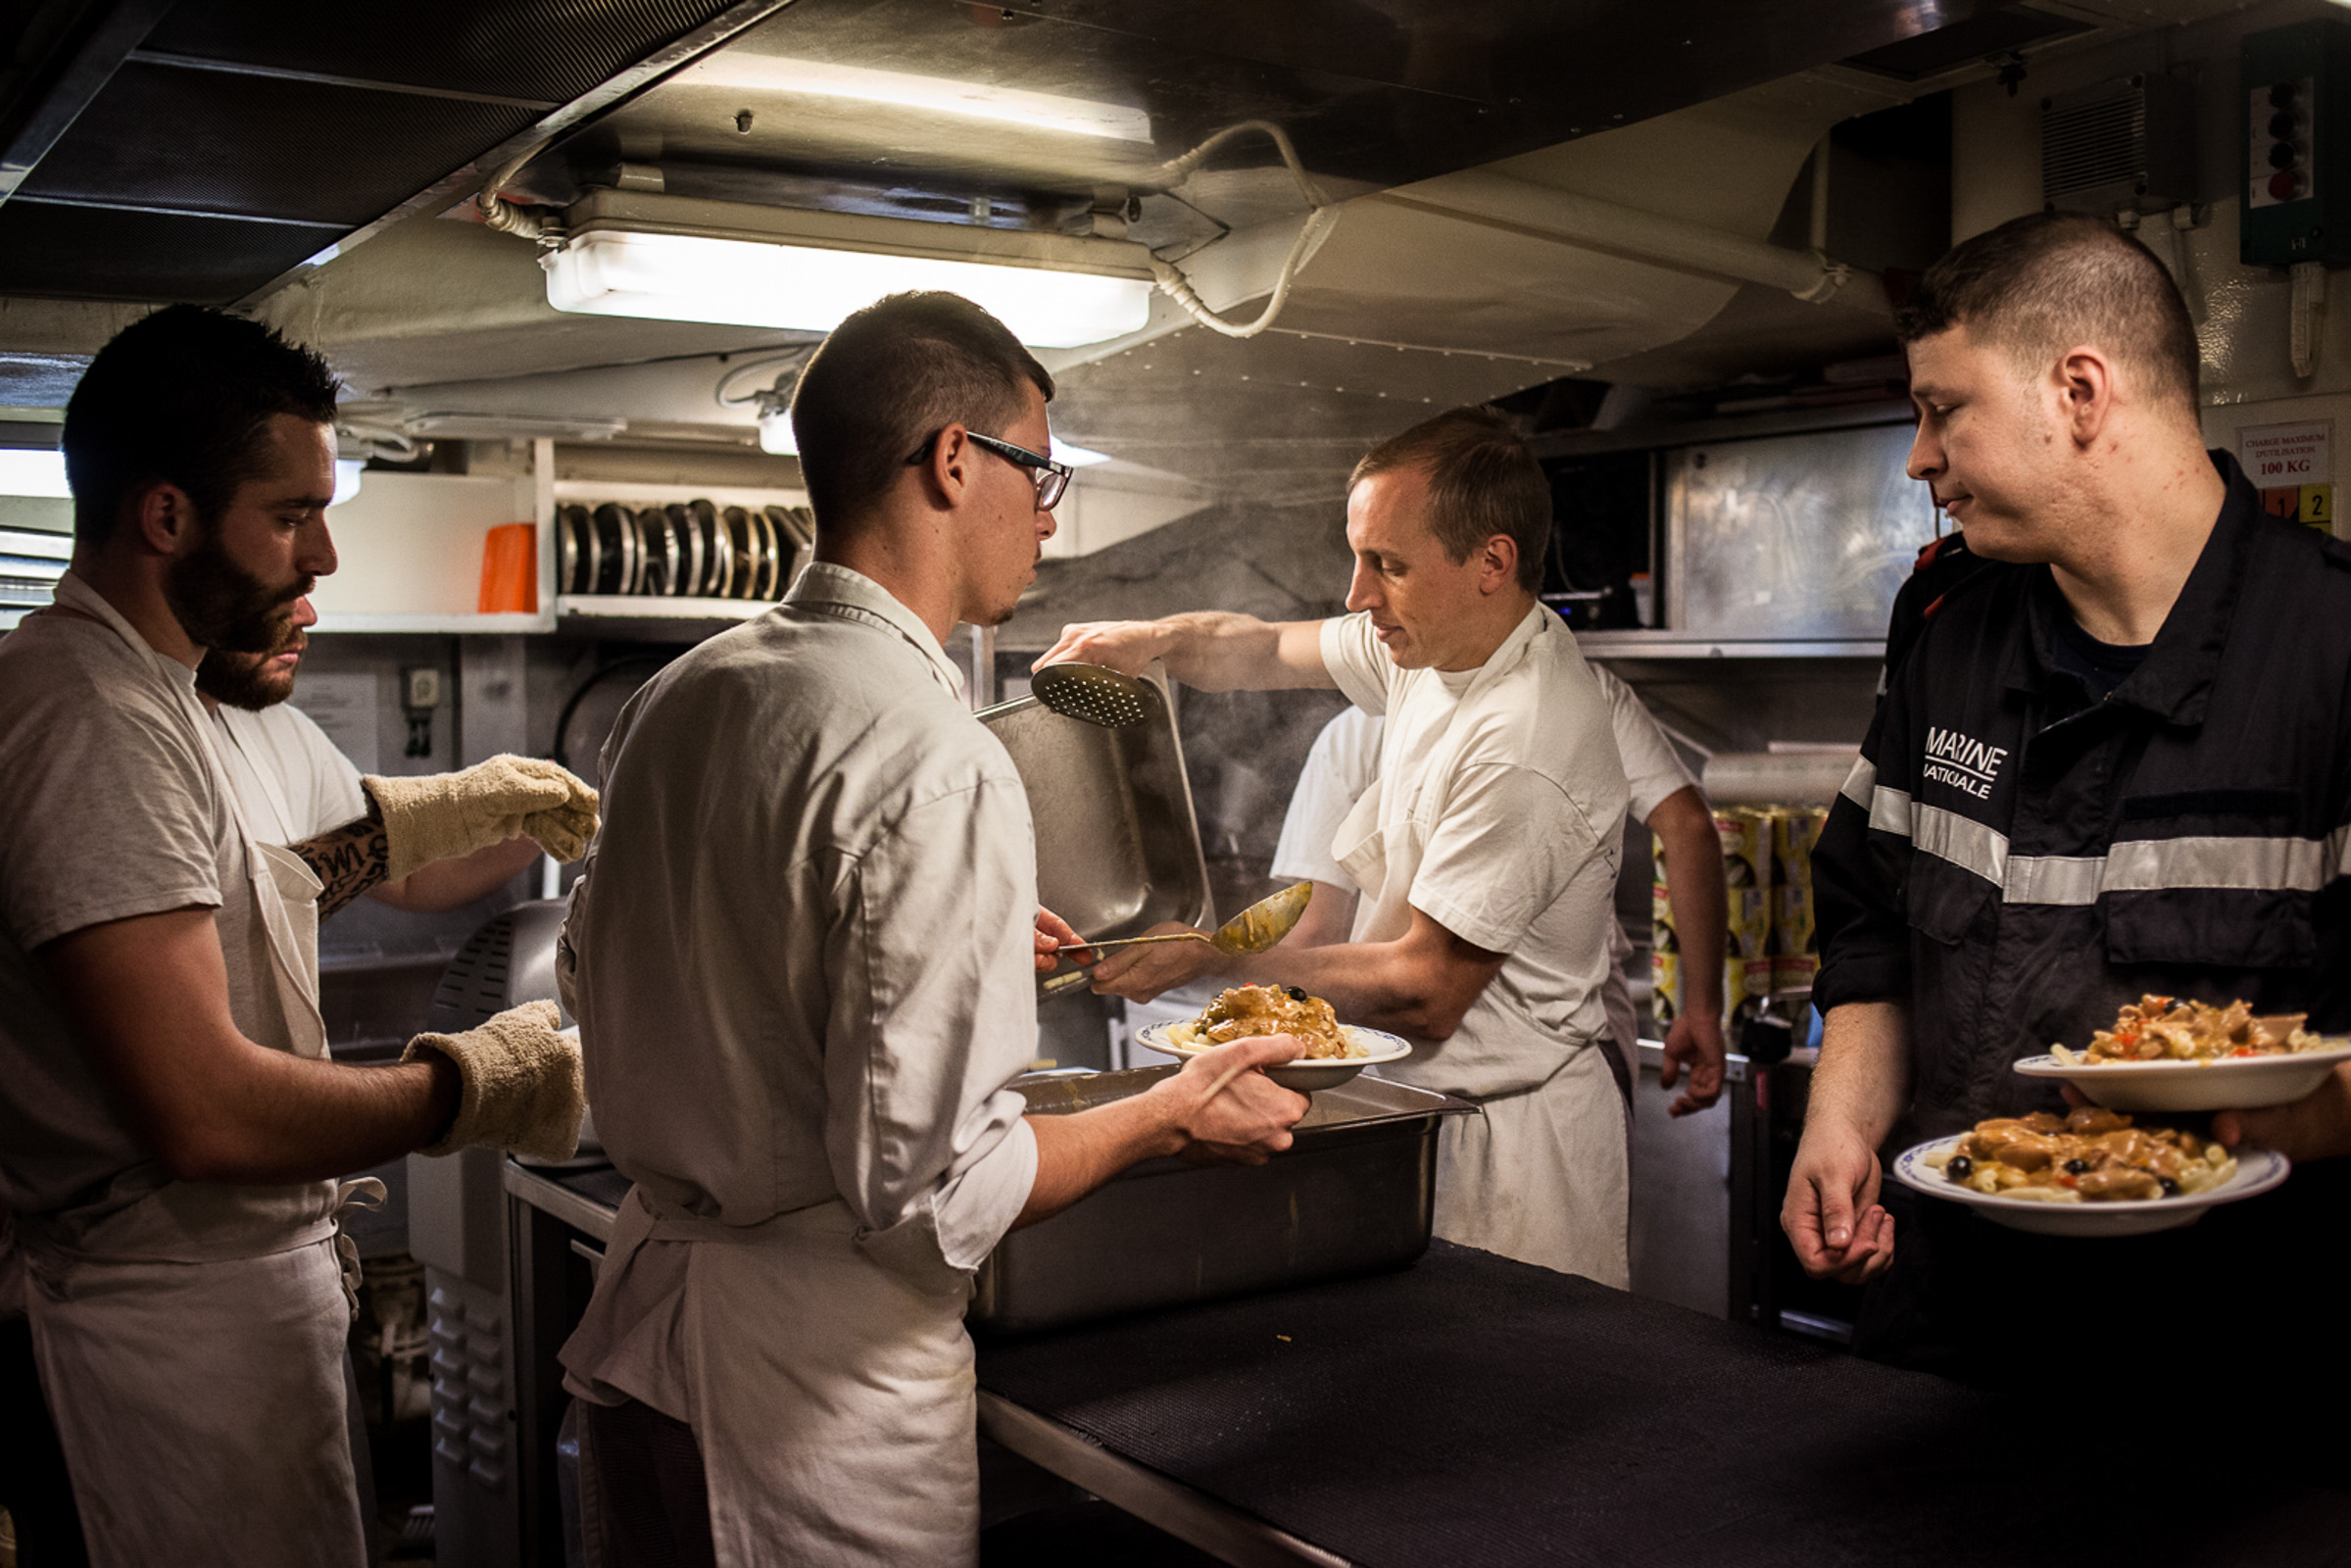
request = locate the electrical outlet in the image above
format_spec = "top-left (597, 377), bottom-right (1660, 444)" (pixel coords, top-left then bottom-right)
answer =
top-left (404, 666), bottom-right (442, 711)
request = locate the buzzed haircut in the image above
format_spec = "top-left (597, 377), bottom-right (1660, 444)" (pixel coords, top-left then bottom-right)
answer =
top-left (790, 291), bottom-right (1054, 530)
top-left (1350, 406), bottom-right (1550, 593)
top-left (63, 304), bottom-right (340, 549)
top-left (1895, 213), bottom-right (2200, 411)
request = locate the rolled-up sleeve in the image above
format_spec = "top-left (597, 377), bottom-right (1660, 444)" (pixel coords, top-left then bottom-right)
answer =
top-left (1318, 612), bottom-right (1393, 716)
top-left (824, 776), bottom-right (1042, 1292)
top-left (0, 668), bottom-right (221, 953)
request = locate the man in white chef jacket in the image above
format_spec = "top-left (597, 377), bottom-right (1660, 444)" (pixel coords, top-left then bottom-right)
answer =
top-left (556, 290), bottom-right (1308, 1567)
top-left (0, 306), bottom-right (596, 1568)
top-left (1044, 406), bottom-right (1636, 1285)
top-left (1273, 668), bottom-right (1728, 1118)
top-left (198, 595), bottom-right (544, 906)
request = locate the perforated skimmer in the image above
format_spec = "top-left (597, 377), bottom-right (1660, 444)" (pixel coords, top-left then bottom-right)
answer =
top-left (1031, 662), bottom-right (1152, 728)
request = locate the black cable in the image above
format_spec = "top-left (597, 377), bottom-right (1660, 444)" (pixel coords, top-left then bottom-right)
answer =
top-left (551, 654), bottom-right (673, 775)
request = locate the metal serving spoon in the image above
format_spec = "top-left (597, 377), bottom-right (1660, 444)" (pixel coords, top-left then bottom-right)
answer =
top-left (1057, 881), bottom-right (1313, 959)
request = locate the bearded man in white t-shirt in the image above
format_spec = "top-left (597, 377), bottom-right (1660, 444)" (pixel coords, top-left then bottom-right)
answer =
top-left (1041, 405), bottom-right (1639, 1286)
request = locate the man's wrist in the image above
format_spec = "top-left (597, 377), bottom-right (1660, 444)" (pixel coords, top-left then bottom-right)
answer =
top-left (1150, 616), bottom-right (1192, 668)
top-left (415, 1050), bottom-right (464, 1148)
top-left (1133, 1076), bottom-right (1198, 1160)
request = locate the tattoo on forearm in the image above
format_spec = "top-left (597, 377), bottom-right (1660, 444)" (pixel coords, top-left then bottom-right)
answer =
top-left (293, 800), bottom-right (392, 918)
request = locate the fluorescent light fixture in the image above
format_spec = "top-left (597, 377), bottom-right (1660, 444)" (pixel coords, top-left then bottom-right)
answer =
top-left (543, 191), bottom-right (1156, 351)
top-left (0, 448), bottom-right (372, 504)
top-left (547, 232), bottom-right (1151, 348)
top-left (1055, 441), bottom-right (1111, 467)
top-left (686, 54), bottom-right (1151, 143)
top-left (0, 448), bottom-right (70, 498)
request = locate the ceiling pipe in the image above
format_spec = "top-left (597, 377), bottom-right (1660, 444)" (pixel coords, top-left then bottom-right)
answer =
top-left (1368, 168), bottom-right (1890, 316)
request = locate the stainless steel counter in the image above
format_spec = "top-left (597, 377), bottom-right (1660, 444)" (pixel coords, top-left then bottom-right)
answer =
top-left (494, 1044), bottom-right (1792, 1566)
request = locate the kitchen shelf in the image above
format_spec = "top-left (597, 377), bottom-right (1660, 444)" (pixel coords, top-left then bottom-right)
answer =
top-left (550, 479), bottom-right (808, 512)
top-left (556, 594), bottom-right (774, 621)
top-left (314, 610), bottom-right (553, 634)
top-left (1575, 632), bottom-right (1882, 660)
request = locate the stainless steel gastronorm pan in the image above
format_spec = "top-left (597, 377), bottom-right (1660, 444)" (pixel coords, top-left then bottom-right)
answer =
top-left (970, 1066), bottom-right (1478, 1337)
top-left (979, 666), bottom-right (1211, 967)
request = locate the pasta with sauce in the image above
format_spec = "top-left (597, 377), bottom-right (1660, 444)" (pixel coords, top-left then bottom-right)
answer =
top-left (1923, 1105), bottom-right (2236, 1202)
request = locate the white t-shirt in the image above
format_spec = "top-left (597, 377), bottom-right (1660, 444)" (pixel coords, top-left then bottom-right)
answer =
top-left (1316, 605), bottom-right (1630, 1098)
top-left (210, 702), bottom-right (369, 846)
top-left (1272, 664), bottom-right (1696, 892)
top-left (0, 574), bottom-right (335, 1259)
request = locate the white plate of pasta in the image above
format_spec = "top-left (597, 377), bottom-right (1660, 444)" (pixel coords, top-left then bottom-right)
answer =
top-left (1893, 1111), bottom-right (2288, 1237)
top-left (2013, 996), bottom-right (2351, 1112)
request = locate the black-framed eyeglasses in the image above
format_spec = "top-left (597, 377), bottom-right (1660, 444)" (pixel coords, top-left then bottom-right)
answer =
top-left (906, 429), bottom-right (1071, 511)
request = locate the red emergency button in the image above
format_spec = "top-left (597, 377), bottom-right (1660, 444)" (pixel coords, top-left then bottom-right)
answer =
top-left (2273, 170), bottom-right (2304, 202)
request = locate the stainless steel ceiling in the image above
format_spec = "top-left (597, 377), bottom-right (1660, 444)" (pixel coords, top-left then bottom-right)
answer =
top-left (0, 0), bottom-right (786, 304)
top-left (516, 0), bottom-right (1984, 246)
top-left (0, 0), bottom-right (1991, 311)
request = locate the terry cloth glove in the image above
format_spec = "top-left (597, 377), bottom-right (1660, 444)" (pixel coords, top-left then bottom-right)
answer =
top-left (402, 1001), bottom-right (584, 1162)
top-left (365, 755), bottom-right (600, 883)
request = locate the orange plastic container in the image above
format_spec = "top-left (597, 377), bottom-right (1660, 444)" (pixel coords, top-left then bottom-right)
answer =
top-left (478, 522), bottom-right (538, 613)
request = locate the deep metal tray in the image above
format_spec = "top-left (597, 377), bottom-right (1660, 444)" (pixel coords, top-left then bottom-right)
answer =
top-left (970, 1066), bottom-right (1478, 1337)
top-left (979, 667), bottom-right (1210, 999)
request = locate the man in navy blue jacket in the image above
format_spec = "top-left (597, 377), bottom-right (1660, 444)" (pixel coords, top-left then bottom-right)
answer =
top-left (1786, 213), bottom-right (2351, 1383)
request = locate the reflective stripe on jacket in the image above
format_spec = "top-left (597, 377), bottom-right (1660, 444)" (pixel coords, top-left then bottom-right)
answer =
top-left (1812, 450), bottom-right (2351, 1139)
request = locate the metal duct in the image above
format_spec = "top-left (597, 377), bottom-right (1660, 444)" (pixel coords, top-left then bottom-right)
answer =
top-left (1367, 171), bottom-right (1892, 316)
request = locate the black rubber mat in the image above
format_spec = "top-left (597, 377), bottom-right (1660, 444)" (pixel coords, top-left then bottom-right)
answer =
top-left (977, 1243), bottom-right (2351, 1568)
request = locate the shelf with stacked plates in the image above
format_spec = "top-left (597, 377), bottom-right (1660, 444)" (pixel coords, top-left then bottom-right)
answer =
top-left (551, 480), bottom-right (812, 624)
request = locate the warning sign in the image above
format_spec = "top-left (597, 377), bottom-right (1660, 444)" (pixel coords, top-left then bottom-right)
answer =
top-left (2242, 420), bottom-right (2334, 534)
top-left (2241, 420), bottom-right (2331, 485)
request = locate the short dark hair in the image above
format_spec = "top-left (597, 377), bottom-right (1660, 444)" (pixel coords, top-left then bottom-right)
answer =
top-left (1349, 406), bottom-right (1549, 593)
top-left (790, 292), bottom-right (1054, 530)
top-left (63, 305), bottom-right (341, 548)
top-left (1895, 213), bottom-right (2200, 410)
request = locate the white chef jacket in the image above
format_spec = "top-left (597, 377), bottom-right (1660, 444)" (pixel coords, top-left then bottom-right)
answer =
top-left (1271, 665), bottom-right (1696, 886)
top-left (1318, 604), bottom-right (1634, 1283)
top-left (1271, 665), bottom-right (1698, 1061)
top-left (210, 700), bottom-right (370, 845)
top-left (0, 573), bottom-right (364, 1567)
top-left (558, 562), bottom-right (1041, 1566)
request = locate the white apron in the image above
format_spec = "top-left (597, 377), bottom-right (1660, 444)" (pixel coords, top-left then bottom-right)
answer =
top-left (1332, 617), bottom-right (1631, 1287)
top-left (9, 608), bottom-right (373, 1568)
top-left (567, 1187), bottom-right (980, 1567)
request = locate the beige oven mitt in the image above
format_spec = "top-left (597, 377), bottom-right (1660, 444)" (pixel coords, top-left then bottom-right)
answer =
top-left (402, 1001), bottom-right (584, 1162)
top-left (365, 756), bottom-right (601, 883)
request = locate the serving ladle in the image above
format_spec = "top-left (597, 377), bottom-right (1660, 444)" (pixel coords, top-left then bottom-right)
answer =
top-left (1029, 662), bottom-right (1309, 989)
top-left (1056, 880), bottom-right (1313, 960)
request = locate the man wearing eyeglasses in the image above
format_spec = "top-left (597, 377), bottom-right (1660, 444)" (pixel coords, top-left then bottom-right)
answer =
top-left (555, 291), bottom-right (1308, 1565)
top-left (955, 430), bottom-right (1074, 510)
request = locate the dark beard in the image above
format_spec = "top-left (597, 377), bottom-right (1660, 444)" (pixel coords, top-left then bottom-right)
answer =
top-left (165, 521), bottom-right (307, 655)
top-left (196, 642), bottom-right (295, 711)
